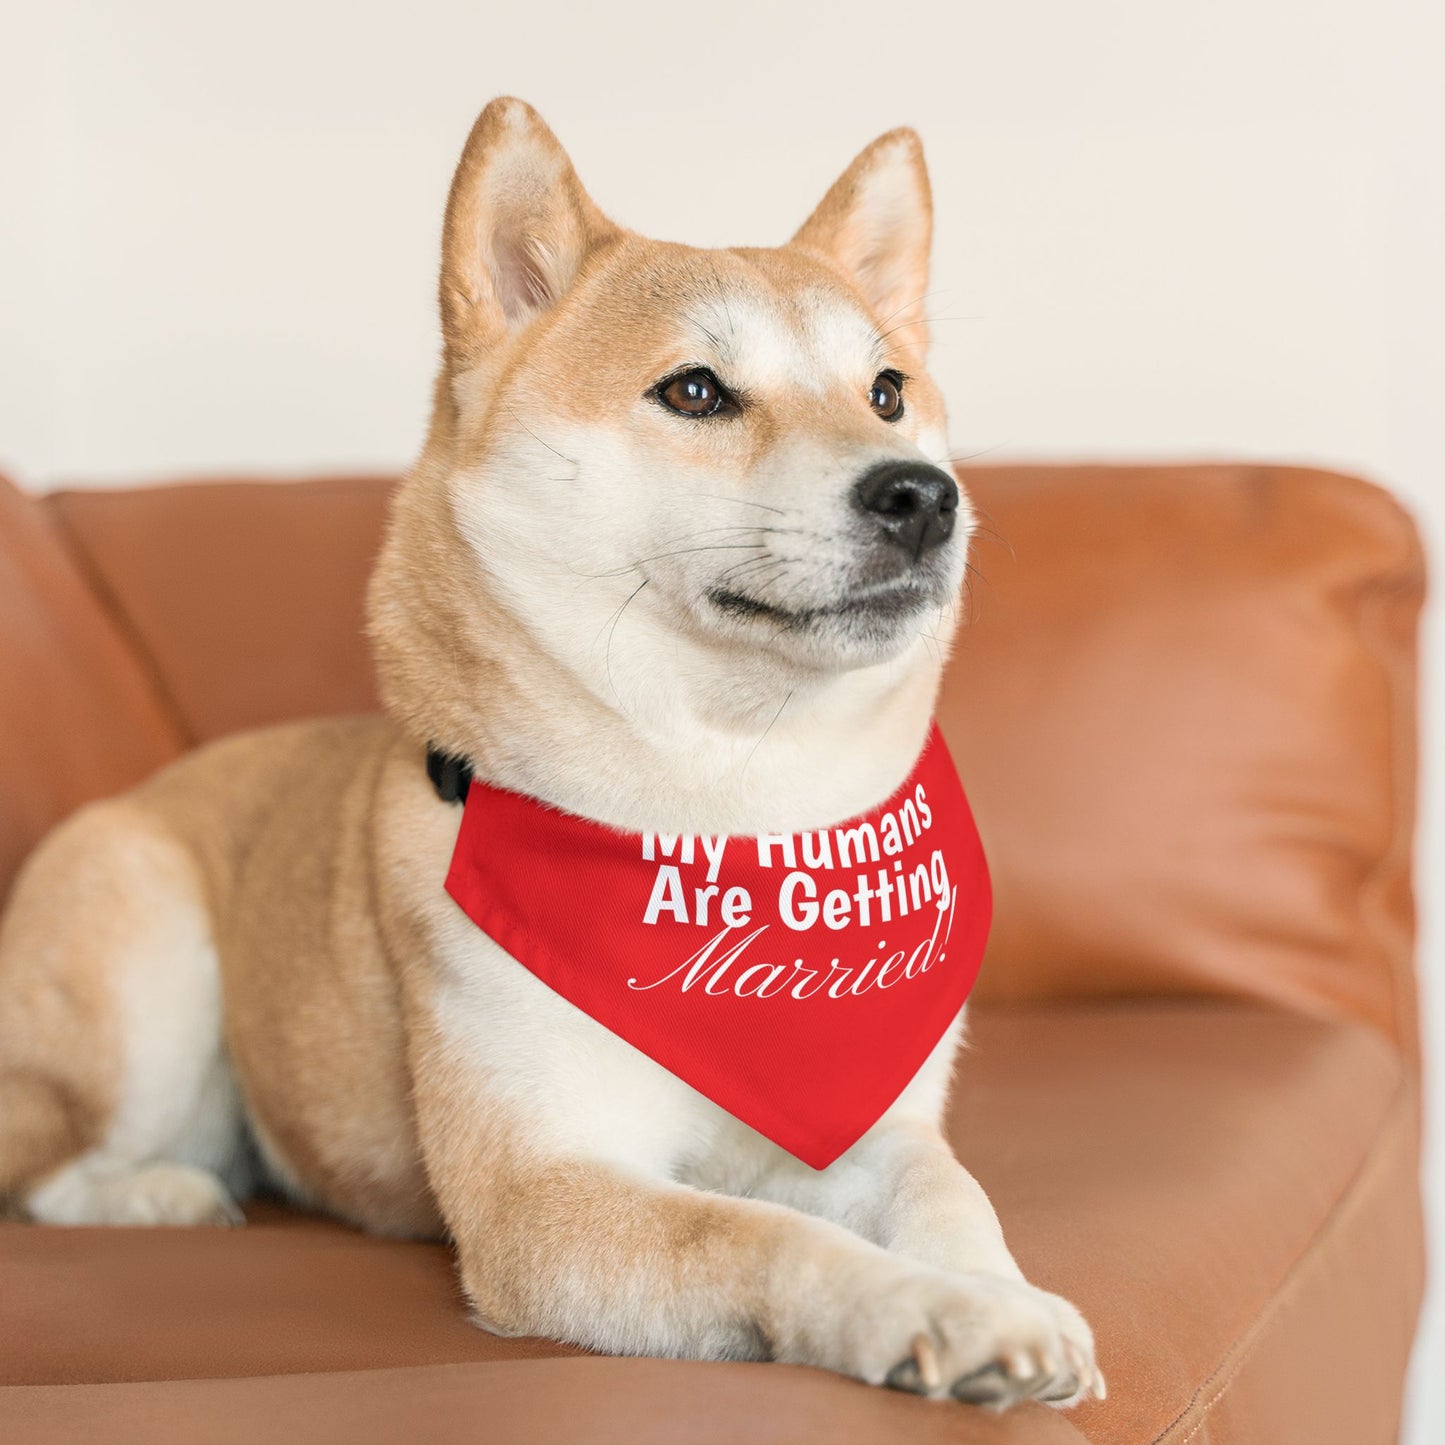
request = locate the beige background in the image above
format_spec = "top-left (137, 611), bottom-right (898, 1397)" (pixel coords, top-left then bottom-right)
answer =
top-left (1, 1), bottom-right (1441, 1435)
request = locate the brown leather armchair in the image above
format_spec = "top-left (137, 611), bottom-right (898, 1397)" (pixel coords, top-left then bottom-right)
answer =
top-left (0, 462), bottom-right (1425, 1444)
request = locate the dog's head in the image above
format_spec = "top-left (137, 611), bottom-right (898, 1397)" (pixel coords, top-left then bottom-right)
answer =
top-left (371, 99), bottom-right (970, 755)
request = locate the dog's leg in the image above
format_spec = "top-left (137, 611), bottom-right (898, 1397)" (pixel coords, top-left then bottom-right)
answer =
top-left (0, 801), bottom-right (247, 1225)
top-left (413, 1037), bottom-right (1094, 1404)
top-left (749, 1118), bottom-right (1104, 1407)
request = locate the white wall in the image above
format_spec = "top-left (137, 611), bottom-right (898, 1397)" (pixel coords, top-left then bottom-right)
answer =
top-left (1, 0), bottom-right (1440, 1433)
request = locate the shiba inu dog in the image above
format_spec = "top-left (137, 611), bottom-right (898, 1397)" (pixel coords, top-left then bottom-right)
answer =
top-left (0, 98), bottom-right (1102, 1409)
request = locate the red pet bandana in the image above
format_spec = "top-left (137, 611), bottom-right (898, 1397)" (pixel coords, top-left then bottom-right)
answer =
top-left (444, 724), bottom-right (991, 1168)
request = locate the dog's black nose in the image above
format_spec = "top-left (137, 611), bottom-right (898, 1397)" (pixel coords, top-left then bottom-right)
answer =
top-left (852, 461), bottom-right (960, 559)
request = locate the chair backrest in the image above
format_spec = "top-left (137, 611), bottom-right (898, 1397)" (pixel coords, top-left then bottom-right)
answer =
top-left (0, 472), bottom-right (184, 900)
top-left (938, 464), bottom-right (1421, 1063)
top-left (46, 475), bottom-right (390, 743)
top-left (3, 463), bottom-right (1422, 1056)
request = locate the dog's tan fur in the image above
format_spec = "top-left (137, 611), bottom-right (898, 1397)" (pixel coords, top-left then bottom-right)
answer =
top-left (0, 99), bottom-right (1101, 1406)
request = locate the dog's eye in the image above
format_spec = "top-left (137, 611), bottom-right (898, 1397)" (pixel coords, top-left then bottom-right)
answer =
top-left (657, 369), bottom-right (726, 417)
top-left (869, 371), bottom-right (905, 421)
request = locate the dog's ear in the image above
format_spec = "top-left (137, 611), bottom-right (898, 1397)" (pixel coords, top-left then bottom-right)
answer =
top-left (790, 129), bottom-right (933, 352)
top-left (440, 97), bottom-right (618, 365)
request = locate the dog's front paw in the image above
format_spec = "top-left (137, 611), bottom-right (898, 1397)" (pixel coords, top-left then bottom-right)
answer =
top-left (837, 1267), bottom-right (1104, 1409)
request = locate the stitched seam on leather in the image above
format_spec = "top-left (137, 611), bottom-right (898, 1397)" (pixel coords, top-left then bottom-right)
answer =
top-left (44, 497), bottom-right (199, 749)
top-left (1148, 1079), bottom-right (1410, 1445)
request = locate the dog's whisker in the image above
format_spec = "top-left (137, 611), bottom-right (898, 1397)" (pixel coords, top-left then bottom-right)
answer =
top-left (875, 314), bottom-right (981, 357)
top-left (709, 565), bottom-right (778, 600)
top-left (600, 577), bottom-right (650, 707)
top-left (872, 288), bottom-right (949, 331)
top-left (960, 502), bottom-right (1015, 561)
top-left (705, 556), bottom-right (792, 607)
top-left (501, 402), bottom-right (580, 469)
top-left (771, 560), bottom-right (834, 616)
top-left (630, 543), bottom-right (769, 565)
top-left (652, 525), bottom-right (803, 546)
top-left (930, 444), bottom-right (1007, 472)
top-left (740, 687), bottom-right (794, 780)
top-left (917, 625), bottom-right (944, 666)
top-left (571, 542), bottom-right (775, 581)
top-left (685, 492), bottom-right (792, 517)
top-left (716, 552), bottom-right (788, 586)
